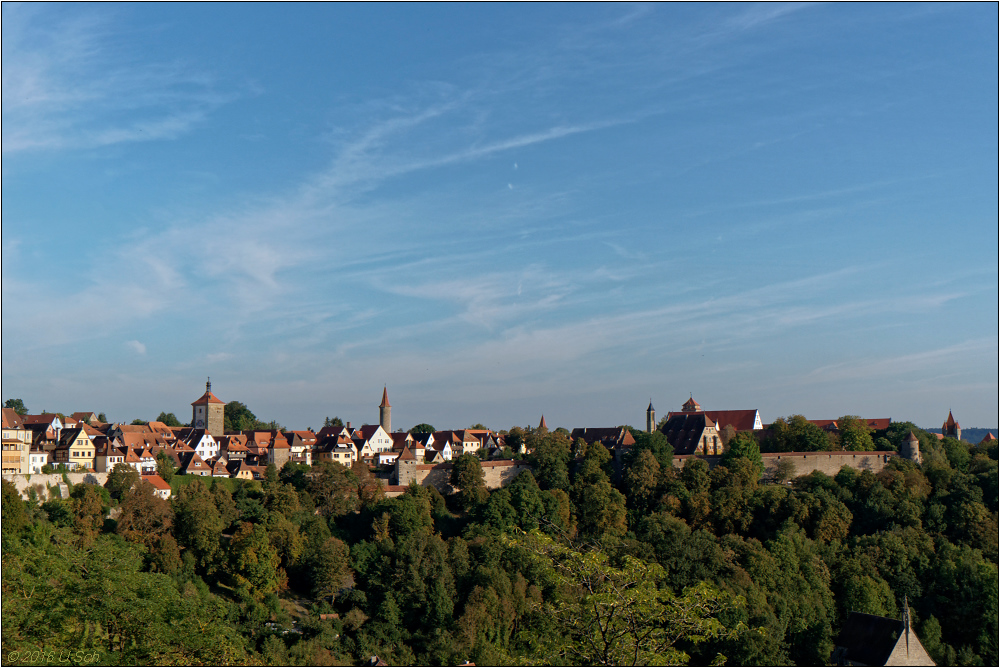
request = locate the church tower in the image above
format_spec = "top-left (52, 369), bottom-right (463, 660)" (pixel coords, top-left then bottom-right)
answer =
top-left (379, 387), bottom-right (391, 434)
top-left (646, 400), bottom-right (656, 433)
top-left (191, 378), bottom-right (225, 436)
top-left (942, 411), bottom-right (961, 441)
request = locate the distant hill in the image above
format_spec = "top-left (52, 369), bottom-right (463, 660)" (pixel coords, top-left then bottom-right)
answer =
top-left (923, 427), bottom-right (998, 444)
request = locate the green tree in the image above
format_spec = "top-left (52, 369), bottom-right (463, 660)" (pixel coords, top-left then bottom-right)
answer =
top-left (722, 431), bottom-right (764, 477)
top-left (766, 415), bottom-right (832, 452)
top-left (173, 478), bottom-right (225, 573)
top-left (309, 536), bottom-right (350, 600)
top-left (97, 412), bottom-right (108, 423)
top-left (513, 531), bottom-right (744, 666)
top-left (106, 463), bottom-right (141, 501)
top-left (2, 479), bottom-right (29, 538)
top-left (155, 451), bottom-right (176, 483)
top-left (623, 448), bottom-right (662, 513)
top-left (224, 401), bottom-right (259, 432)
top-left (4, 398), bottom-right (28, 415)
top-left (307, 461), bottom-right (359, 517)
top-left (322, 415), bottom-right (345, 428)
top-left (411, 423), bottom-right (436, 434)
top-left (451, 453), bottom-right (488, 511)
top-left (773, 458), bottom-right (797, 483)
top-left (528, 431), bottom-right (572, 491)
top-left (130, 419), bottom-right (148, 425)
top-left (353, 459), bottom-right (386, 507)
top-left (837, 416), bottom-right (875, 451)
top-left (69, 484), bottom-right (108, 541)
top-left (116, 481), bottom-right (174, 549)
top-left (229, 521), bottom-right (283, 600)
top-left (628, 428), bottom-right (674, 470)
top-left (155, 411), bottom-right (182, 427)
top-left (505, 426), bottom-right (526, 453)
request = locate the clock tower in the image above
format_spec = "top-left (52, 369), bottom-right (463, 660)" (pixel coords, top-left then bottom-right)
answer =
top-left (191, 378), bottom-right (225, 436)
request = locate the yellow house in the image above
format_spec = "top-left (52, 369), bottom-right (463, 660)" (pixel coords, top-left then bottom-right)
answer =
top-left (2, 408), bottom-right (31, 474)
top-left (54, 427), bottom-right (96, 471)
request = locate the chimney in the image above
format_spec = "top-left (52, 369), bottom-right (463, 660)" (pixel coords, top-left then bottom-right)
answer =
top-left (346, 421), bottom-right (352, 430)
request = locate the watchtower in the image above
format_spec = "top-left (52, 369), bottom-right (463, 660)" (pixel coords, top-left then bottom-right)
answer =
top-left (379, 387), bottom-right (391, 434)
top-left (191, 378), bottom-right (225, 436)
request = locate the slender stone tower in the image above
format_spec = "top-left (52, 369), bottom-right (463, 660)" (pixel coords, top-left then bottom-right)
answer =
top-left (379, 387), bottom-right (391, 434)
top-left (646, 400), bottom-right (656, 433)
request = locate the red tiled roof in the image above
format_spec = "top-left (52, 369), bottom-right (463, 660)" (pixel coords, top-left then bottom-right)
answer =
top-left (141, 474), bottom-right (171, 491)
top-left (191, 391), bottom-right (224, 406)
top-left (397, 446), bottom-right (415, 461)
top-left (1, 408), bottom-right (25, 429)
top-left (118, 424), bottom-right (153, 433)
top-left (391, 433), bottom-right (413, 448)
top-left (380, 387), bottom-right (391, 408)
top-left (682, 397), bottom-right (702, 412)
top-left (23, 413), bottom-right (60, 425)
top-left (705, 410), bottom-right (760, 432)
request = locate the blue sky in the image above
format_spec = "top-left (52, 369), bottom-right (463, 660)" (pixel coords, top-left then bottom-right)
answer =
top-left (2, 3), bottom-right (997, 431)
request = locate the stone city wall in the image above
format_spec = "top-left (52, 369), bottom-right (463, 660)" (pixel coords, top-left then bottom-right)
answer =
top-left (3, 472), bottom-right (110, 502)
top-left (392, 459), bottom-right (532, 497)
top-left (670, 451), bottom-right (894, 478)
top-left (761, 451), bottom-right (893, 478)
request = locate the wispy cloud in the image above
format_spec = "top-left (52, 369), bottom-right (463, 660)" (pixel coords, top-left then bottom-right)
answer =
top-left (725, 3), bottom-right (814, 33)
top-left (1, 5), bottom-right (233, 154)
top-left (804, 338), bottom-right (997, 383)
top-left (126, 340), bottom-right (146, 355)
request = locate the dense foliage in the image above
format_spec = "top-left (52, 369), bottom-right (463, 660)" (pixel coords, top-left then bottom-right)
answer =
top-left (2, 425), bottom-right (996, 666)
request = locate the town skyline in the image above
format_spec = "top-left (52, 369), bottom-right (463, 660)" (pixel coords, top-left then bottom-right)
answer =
top-left (3, 4), bottom-right (997, 429)
top-left (5, 382), bottom-right (995, 437)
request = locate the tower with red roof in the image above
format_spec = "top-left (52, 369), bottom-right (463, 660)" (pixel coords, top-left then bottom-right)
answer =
top-left (191, 378), bottom-right (225, 437)
top-left (379, 387), bottom-right (391, 434)
top-left (942, 411), bottom-right (961, 441)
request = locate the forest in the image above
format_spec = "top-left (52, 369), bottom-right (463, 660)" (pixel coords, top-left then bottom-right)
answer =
top-left (2, 421), bottom-right (997, 666)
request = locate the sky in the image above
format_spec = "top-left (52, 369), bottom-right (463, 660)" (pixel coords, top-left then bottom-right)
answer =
top-left (2, 3), bottom-right (997, 432)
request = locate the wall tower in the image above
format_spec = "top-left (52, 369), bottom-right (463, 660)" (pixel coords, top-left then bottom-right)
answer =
top-left (646, 400), bottom-right (655, 433)
top-left (900, 431), bottom-right (922, 464)
top-left (379, 387), bottom-right (391, 434)
top-left (191, 377), bottom-right (225, 437)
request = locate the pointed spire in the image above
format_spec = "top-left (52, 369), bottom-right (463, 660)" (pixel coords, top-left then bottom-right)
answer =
top-left (538, 415), bottom-right (548, 431)
top-left (902, 595), bottom-right (911, 655)
top-left (380, 386), bottom-right (391, 408)
top-left (647, 399), bottom-right (655, 412)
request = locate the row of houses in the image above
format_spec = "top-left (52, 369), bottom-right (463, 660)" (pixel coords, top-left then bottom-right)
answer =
top-left (5, 384), bottom-right (989, 479)
top-left (1, 403), bottom-right (504, 479)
